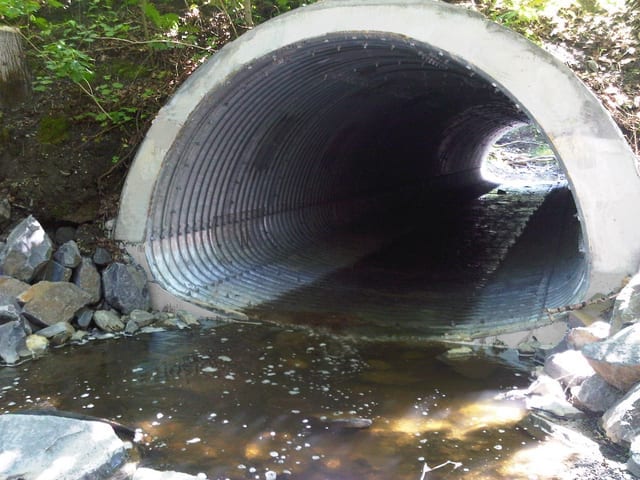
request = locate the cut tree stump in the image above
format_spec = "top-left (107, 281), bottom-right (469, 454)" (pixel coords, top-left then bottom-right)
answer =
top-left (0, 25), bottom-right (31, 108)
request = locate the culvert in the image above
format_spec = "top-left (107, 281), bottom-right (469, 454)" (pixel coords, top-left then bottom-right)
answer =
top-left (115, 0), bottom-right (640, 338)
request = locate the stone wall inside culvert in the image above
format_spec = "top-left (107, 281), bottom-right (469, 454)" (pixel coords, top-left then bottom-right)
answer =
top-left (115, 0), bottom-right (640, 337)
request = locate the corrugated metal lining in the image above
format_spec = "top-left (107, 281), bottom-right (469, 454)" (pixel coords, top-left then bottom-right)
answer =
top-left (144, 33), bottom-right (586, 335)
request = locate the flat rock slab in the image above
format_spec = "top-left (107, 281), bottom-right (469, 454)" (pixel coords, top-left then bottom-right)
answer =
top-left (582, 323), bottom-right (640, 391)
top-left (18, 281), bottom-right (92, 326)
top-left (543, 349), bottom-right (595, 388)
top-left (0, 413), bottom-right (126, 480)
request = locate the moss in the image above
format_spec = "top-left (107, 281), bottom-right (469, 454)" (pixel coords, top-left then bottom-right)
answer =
top-left (38, 116), bottom-right (70, 144)
top-left (109, 59), bottom-right (151, 81)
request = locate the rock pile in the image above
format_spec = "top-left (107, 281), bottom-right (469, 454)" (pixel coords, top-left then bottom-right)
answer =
top-left (0, 215), bottom-right (201, 366)
top-left (500, 271), bottom-right (640, 477)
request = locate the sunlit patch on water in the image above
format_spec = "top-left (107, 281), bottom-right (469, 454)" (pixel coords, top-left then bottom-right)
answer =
top-left (0, 323), bottom-right (543, 479)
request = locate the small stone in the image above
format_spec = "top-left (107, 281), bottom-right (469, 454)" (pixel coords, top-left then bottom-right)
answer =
top-left (566, 321), bottom-right (610, 349)
top-left (582, 322), bottom-right (640, 391)
top-left (70, 329), bottom-right (88, 342)
top-left (0, 320), bottom-right (26, 364)
top-left (102, 262), bottom-right (150, 314)
top-left (37, 322), bottom-right (75, 346)
top-left (53, 240), bottom-right (82, 268)
top-left (93, 310), bottom-right (125, 333)
top-left (92, 247), bottom-right (112, 267)
top-left (527, 374), bottom-right (565, 399)
top-left (72, 257), bottom-right (101, 303)
top-left (177, 310), bottom-right (199, 327)
top-left (129, 309), bottom-right (156, 327)
top-left (54, 225), bottom-right (77, 245)
top-left (544, 349), bottom-right (595, 388)
top-left (75, 308), bottom-right (94, 329)
top-left (571, 374), bottom-right (623, 413)
top-left (18, 281), bottom-right (92, 326)
top-left (37, 260), bottom-right (72, 282)
top-left (0, 215), bottom-right (53, 282)
top-left (25, 334), bottom-right (48, 355)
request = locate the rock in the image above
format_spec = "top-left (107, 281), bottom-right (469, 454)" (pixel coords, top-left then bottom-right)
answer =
top-left (0, 296), bottom-right (21, 324)
top-left (125, 309), bottom-right (157, 334)
top-left (0, 413), bottom-right (126, 479)
top-left (93, 309), bottom-right (125, 333)
top-left (102, 262), bottom-right (150, 314)
top-left (628, 436), bottom-right (640, 477)
top-left (37, 260), bottom-right (72, 282)
top-left (133, 467), bottom-right (205, 480)
top-left (0, 198), bottom-right (10, 230)
top-left (602, 382), bottom-right (640, 445)
top-left (75, 307), bottom-right (94, 329)
top-left (526, 393), bottom-right (584, 419)
top-left (54, 225), bottom-right (76, 245)
top-left (25, 334), bottom-right (48, 356)
top-left (72, 257), bottom-right (101, 303)
top-left (566, 320), bottom-right (610, 350)
top-left (93, 246), bottom-right (112, 266)
top-left (176, 309), bottom-right (199, 327)
top-left (527, 374), bottom-right (566, 399)
top-left (71, 329), bottom-right (89, 342)
top-left (611, 273), bottom-right (640, 335)
top-left (0, 275), bottom-right (30, 297)
top-left (0, 320), bottom-right (26, 364)
top-left (582, 322), bottom-right (640, 391)
top-left (18, 281), bottom-right (93, 326)
top-left (543, 349), bottom-right (595, 388)
top-left (571, 374), bottom-right (623, 413)
top-left (0, 215), bottom-right (53, 282)
top-left (37, 321), bottom-right (75, 346)
top-left (53, 240), bottom-right (82, 268)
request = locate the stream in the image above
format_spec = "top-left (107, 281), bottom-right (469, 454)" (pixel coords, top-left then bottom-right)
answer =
top-left (0, 321), bottom-right (542, 480)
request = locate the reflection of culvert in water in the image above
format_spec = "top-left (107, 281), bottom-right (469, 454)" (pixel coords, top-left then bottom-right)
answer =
top-left (115, 1), bottom-right (640, 337)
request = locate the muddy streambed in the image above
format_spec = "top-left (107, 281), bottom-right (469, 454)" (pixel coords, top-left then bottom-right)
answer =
top-left (0, 321), bottom-right (549, 480)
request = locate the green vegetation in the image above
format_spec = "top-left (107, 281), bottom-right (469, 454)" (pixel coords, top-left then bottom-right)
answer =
top-left (37, 115), bottom-right (70, 144)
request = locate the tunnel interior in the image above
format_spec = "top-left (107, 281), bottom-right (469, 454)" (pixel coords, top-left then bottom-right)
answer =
top-left (146, 32), bottom-right (587, 337)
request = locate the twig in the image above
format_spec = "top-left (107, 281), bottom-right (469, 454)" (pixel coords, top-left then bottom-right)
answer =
top-left (94, 36), bottom-right (212, 51)
top-left (419, 460), bottom-right (463, 480)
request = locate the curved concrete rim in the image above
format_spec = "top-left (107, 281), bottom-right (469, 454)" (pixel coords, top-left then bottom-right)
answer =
top-left (116, 0), bottom-right (640, 325)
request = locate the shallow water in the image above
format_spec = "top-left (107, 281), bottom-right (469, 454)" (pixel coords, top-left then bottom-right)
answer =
top-left (0, 322), bottom-right (544, 480)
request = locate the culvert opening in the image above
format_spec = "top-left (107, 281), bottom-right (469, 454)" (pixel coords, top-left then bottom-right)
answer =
top-left (137, 31), bottom-right (588, 337)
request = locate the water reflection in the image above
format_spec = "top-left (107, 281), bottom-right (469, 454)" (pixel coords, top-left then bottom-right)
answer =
top-left (1, 323), bottom-right (539, 479)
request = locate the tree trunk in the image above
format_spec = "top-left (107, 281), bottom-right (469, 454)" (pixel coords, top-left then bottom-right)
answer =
top-left (243, 0), bottom-right (254, 27)
top-left (0, 26), bottom-right (31, 108)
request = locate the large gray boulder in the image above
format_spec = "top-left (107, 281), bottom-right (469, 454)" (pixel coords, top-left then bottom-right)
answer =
top-left (18, 281), bottom-right (92, 326)
top-left (0, 413), bottom-right (126, 480)
top-left (72, 257), bottom-right (101, 303)
top-left (610, 273), bottom-right (640, 335)
top-left (602, 382), bottom-right (640, 445)
top-left (543, 349), bottom-right (595, 388)
top-left (0, 215), bottom-right (53, 282)
top-left (102, 262), bottom-right (150, 314)
top-left (571, 374), bottom-right (623, 413)
top-left (0, 320), bottom-right (26, 364)
top-left (582, 322), bottom-right (640, 391)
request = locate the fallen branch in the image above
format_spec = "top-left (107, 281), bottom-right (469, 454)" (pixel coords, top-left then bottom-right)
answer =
top-left (419, 460), bottom-right (463, 480)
